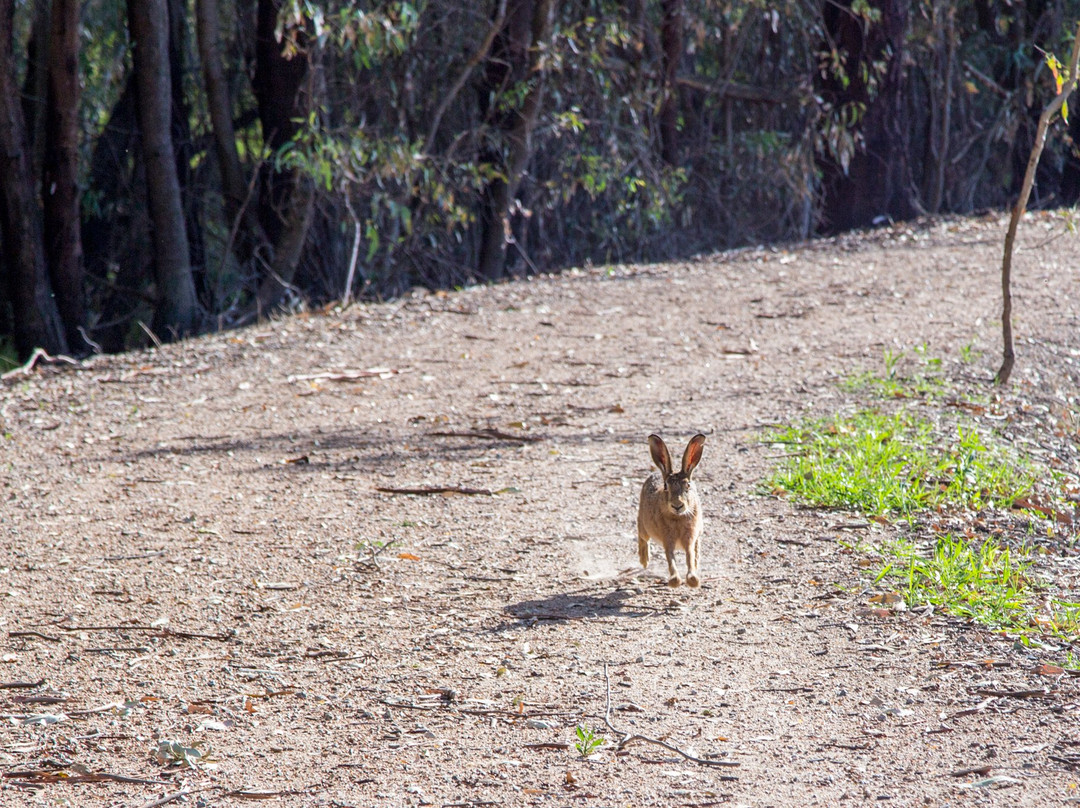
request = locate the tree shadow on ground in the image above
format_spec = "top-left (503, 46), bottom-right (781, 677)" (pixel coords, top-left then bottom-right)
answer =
top-left (103, 424), bottom-right (659, 474)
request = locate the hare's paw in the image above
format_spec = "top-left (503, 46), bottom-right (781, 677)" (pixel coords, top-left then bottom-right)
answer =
top-left (686, 573), bottom-right (701, 588)
top-left (667, 574), bottom-right (682, 587)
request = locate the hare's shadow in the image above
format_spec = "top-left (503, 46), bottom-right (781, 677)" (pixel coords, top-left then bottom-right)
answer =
top-left (500, 585), bottom-right (678, 630)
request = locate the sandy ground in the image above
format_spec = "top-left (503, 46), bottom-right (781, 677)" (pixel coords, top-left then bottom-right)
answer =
top-left (2, 213), bottom-right (1080, 807)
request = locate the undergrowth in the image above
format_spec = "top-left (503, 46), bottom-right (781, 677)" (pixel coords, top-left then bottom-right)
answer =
top-left (764, 345), bottom-right (1079, 648)
top-left (874, 535), bottom-right (1080, 641)
top-left (841, 345), bottom-right (948, 400)
top-left (765, 409), bottom-right (1037, 517)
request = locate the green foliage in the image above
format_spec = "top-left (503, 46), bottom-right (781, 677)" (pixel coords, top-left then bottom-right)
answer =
top-left (573, 724), bottom-right (605, 757)
top-left (875, 535), bottom-right (1032, 627)
top-left (10, 0), bottom-right (1080, 351)
top-left (765, 410), bottom-right (1038, 517)
top-left (277, 1), bottom-right (420, 65)
top-left (841, 347), bottom-right (947, 399)
top-left (873, 535), bottom-right (1079, 641)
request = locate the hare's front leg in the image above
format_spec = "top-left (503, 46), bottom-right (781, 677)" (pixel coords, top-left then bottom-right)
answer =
top-left (664, 544), bottom-right (681, 587)
top-left (637, 521), bottom-right (650, 568)
top-left (686, 532), bottom-right (701, 588)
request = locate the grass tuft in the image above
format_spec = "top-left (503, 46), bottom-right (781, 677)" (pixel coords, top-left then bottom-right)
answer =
top-left (875, 535), bottom-right (1031, 627)
top-left (765, 410), bottom-right (1037, 517)
top-left (873, 535), bottom-right (1080, 642)
top-left (841, 346), bottom-right (947, 399)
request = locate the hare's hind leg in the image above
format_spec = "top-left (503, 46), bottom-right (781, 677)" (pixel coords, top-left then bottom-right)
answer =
top-left (686, 533), bottom-right (701, 588)
top-left (637, 521), bottom-right (650, 568)
top-left (664, 543), bottom-right (682, 587)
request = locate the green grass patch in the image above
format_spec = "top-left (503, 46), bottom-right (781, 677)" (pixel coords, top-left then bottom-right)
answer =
top-left (873, 535), bottom-right (1080, 642)
top-left (765, 410), bottom-right (1038, 517)
top-left (875, 535), bottom-right (1031, 627)
top-left (842, 346), bottom-right (948, 399)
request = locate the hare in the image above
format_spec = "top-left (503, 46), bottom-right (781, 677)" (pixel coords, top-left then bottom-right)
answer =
top-left (637, 434), bottom-right (706, 587)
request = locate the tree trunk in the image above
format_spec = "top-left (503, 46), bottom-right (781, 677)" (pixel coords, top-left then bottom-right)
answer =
top-left (250, 0), bottom-right (315, 313)
top-left (81, 74), bottom-right (147, 353)
top-left (20, 0), bottom-right (50, 187)
top-left (0, 0), bottom-right (67, 358)
top-left (659, 0), bottom-right (684, 165)
top-left (43, 0), bottom-right (89, 353)
top-left (196, 0), bottom-right (268, 267)
top-left (816, 0), bottom-right (918, 233)
top-left (167, 0), bottom-right (209, 307)
top-left (476, 0), bottom-right (555, 281)
top-left (128, 0), bottom-right (201, 337)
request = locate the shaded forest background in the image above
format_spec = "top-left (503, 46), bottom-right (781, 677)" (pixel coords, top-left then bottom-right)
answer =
top-left (3, 0), bottom-right (1080, 362)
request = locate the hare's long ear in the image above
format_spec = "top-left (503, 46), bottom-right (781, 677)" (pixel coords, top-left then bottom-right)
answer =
top-left (648, 434), bottom-right (672, 476)
top-left (682, 434), bottom-right (706, 477)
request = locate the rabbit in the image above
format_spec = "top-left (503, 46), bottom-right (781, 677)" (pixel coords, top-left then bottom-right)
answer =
top-left (637, 433), bottom-right (706, 587)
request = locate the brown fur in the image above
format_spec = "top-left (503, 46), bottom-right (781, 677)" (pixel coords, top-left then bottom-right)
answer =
top-left (637, 434), bottom-right (706, 587)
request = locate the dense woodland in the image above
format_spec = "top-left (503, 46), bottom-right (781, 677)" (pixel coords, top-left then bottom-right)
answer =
top-left (2, 0), bottom-right (1080, 361)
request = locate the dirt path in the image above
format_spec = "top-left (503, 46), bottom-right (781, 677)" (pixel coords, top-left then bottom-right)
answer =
top-left (2, 214), bottom-right (1079, 806)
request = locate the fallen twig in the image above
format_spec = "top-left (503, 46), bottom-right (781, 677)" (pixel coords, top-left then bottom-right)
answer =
top-left (1, 348), bottom-right (78, 380)
top-left (934, 659), bottom-right (1012, 670)
top-left (430, 428), bottom-right (544, 443)
top-left (288, 367), bottom-right (408, 383)
top-left (375, 485), bottom-right (493, 496)
top-left (950, 765), bottom-right (993, 777)
top-left (524, 742), bottom-right (570, 750)
top-left (0, 679), bottom-right (45, 689)
top-left (976, 688), bottom-right (1055, 700)
top-left (12, 695), bottom-right (69, 705)
top-left (8, 631), bottom-right (61, 643)
top-left (3, 770), bottom-right (170, 786)
top-left (54, 624), bottom-right (233, 642)
top-left (602, 663), bottom-right (739, 772)
top-left (225, 790), bottom-right (306, 800)
top-left (105, 550), bottom-right (166, 561)
top-left (138, 789), bottom-right (191, 808)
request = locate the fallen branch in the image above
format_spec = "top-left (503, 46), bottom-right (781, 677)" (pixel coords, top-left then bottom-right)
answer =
top-left (950, 765), bottom-right (993, 777)
top-left (225, 790), bottom-right (306, 800)
top-left (976, 688), bottom-right (1055, 700)
top-left (288, 367), bottom-right (408, 383)
top-left (430, 428), bottom-right (544, 443)
top-left (9, 631), bottom-right (61, 643)
top-left (54, 624), bottom-right (233, 642)
top-left (1, 348), bottom-right (78, 380)
top-left (3, 770), bottom-right (170, 786)
top-left (0, 679), bottom-right (45, 690)
top-left (138, 790), bottom-right (191, 808)
top-left (375, 485), bottom-right (493, 496)
top-left (601, 663), bottom-right (739, 772)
